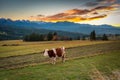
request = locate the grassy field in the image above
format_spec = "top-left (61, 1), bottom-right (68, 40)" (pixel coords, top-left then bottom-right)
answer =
top-left (0, 40), bottom-right (120, 80)
top-left (0, 50), bottom-right (120, 80)
top-left (0, 40), bottom-right (112, 57)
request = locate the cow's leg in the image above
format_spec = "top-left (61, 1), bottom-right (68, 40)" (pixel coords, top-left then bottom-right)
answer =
top-left (50, 58), bottom-right (53, 64)
top-left (62, 55), bottom-right (65, 63)
top-left (53, 57), bottom-right (56, 64)
top-left (50, 57), bottom-right (56, 64)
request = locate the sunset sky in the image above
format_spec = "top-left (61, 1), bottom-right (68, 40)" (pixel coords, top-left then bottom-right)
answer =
top-left (0, 0), bottom-right (120, 27)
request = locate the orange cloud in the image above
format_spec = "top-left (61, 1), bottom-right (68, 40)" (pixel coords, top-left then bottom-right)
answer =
top-left (88, 14), bottom-right (107, 20)
top-left (64, 9), bottom-right (90, 15)
top-left (29, 5), bottom-right (117, 22)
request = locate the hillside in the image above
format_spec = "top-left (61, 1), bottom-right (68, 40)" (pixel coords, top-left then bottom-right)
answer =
top-left (0, 18), bottom-right (120, 40)
top-left (39, 21), bottom-right (120, 34)
top-left (0, 24), bottom-right (84, 40)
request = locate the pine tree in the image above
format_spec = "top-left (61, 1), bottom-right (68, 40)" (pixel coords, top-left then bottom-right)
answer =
top-left (77, 36), bottom-right (80, 40)
top-left (47, 32), bottom-right (53, 41)
top-left (82, 36), bottom-right (85, 40)
top-left (102, 34), bottom-right (108, 40)
top-left (39, 34), bottom-right (44, 41)
top-left (90, 30), bottom-right (96, 40)
top-left (23, 33), bottom-right (45, 41)
top-left (52, 32), bottom-right (58, 40)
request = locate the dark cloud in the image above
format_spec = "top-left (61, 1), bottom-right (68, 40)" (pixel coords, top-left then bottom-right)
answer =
top-left (92, 6), bottom-right (116, 11)
top-left (92, 12), bottom-right (99, 14)
top-left (85, 0), bottom-right (117, 7)
top-left (85, 2), bottom-right (99, 7)
top-left (37, 14), bottom-right (45, 17)
top-left (96, 0), bottom-right (116, 3)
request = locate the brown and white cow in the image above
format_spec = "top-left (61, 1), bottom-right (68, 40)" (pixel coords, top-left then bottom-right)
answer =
top-left (43, 46), bottom-right (65, 64)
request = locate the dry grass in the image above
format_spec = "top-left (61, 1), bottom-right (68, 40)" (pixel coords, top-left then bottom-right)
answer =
top-left (0, 40), bottom-right (112, 57)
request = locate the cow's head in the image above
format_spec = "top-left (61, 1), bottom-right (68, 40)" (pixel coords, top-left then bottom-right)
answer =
top-left (43, 49), bottom-right (49, 56)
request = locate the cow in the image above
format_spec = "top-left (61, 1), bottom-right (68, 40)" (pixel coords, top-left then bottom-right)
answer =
top-left (43, 46), bottom-right (65, 64)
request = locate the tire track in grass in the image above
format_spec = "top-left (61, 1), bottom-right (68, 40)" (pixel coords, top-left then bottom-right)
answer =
top-left (89, 64), bottom-right (106, 80)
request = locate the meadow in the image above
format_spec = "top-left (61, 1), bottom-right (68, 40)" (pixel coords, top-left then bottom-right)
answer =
top-left (0, 40), bottom-right (120, 80)
top-left (0, 40), bottom-right (112, 58)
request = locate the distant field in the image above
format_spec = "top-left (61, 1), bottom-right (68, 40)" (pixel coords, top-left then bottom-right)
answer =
top-left (0, 40), bottom-right (120, 80)
top-left (0, 40), bottom-right (112, 57)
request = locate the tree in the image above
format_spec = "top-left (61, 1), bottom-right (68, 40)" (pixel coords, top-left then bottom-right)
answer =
top-left (90, 30), bottom-right (96, 40)
top-left (29, 33), bottom-right (40, 41)
top-left (82, 36), bottom-right (85, 40)
top-left (52, 32), bottom-right (58, 41)
top-left (47, 32), bottom-right (53, 41)
top-left (53, 32), bottom-right (57, 36)
top-left (39, 34), bottom-right (44, 41)
top-left (69, 37), bottom-right (73, 40)
top-left (77, 36), bottom-right (80, 40)
top-left (23, 33), bottom-right (45, 41)
top-left (23, 35), bottom-right (29, 41)
top-left (102, 34), bottom-right (108, 40)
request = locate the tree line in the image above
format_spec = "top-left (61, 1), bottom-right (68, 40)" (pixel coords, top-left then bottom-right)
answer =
top-left (90, 30), bottom-right (108, 41)
top-left (23, 32), bottom-right (75, 41)
top-left (23, 32), bottom-right (54, 41)
top-left (23, 30), bottom-right (108, 41)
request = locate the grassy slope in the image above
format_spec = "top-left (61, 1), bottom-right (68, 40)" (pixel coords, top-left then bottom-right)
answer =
top-left (0, 40), bottom-right (112, 57)
top-left (0, 50), bottom-right (120, 80)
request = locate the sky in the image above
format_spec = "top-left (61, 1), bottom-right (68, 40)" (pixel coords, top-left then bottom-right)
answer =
top-left (0, 0), bottom-right (120, 27)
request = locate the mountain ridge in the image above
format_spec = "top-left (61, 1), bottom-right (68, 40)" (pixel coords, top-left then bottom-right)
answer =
top-left (0, 18), bottom-right (120, 35)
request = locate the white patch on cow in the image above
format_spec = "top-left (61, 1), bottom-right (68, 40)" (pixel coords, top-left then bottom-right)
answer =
top-left (44, 49), bottom-right (49, 56)
top-left (62, 46), bottom-right (65, 54)
top-left (62, 46), bottom-right (65, 50)
top-left (52, 48), bottom-right (57, 54)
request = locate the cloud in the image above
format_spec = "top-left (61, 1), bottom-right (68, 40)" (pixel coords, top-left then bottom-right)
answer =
top-left (97, 0), bottom-right (116, 3)
top-left (92, 6), bottom-right (117, 11)
top-left (64, 9), bottom-right (90, 15)
top-left (29, 4), bottom-right (118, 22)
top-left (85, 2), bottom-right (99, 7)
top-left (111, 4), bottom-right (120, 7)
top-left (37, 14), bottom-right (45, 17)
top-left (85, 0), bottom-right (117, 7)
top-left (89, 14), bottom-right (107, 20)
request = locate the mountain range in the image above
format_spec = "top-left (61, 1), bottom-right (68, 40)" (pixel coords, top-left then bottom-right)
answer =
top-left (0, 18), bottom-right (120, 40)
